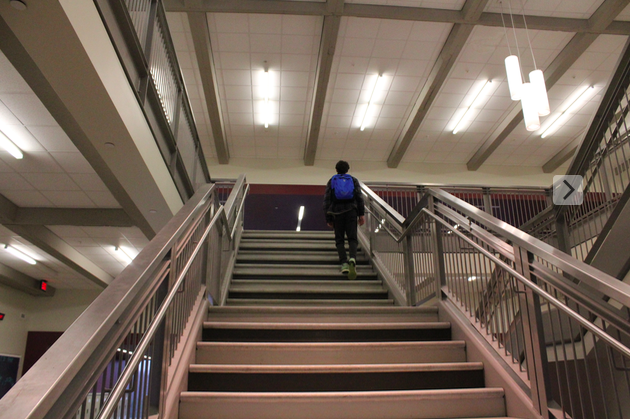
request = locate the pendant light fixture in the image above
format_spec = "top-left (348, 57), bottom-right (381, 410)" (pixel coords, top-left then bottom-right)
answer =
top-left (500, 0), bottom-right (550, 131)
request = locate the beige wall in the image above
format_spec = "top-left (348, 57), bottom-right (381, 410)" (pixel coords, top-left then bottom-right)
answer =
top-left (0, 285), bottom-right (101, 378)
top-left (207, 158), bottom-right (564, 187)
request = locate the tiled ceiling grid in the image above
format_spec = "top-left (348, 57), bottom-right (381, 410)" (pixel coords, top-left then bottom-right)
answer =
top-left (404, 25), bottom-right (574, 164)
top-left (166, 12), bottom-right (217, 164)
top-left (48, 225), bottom-right (149, 280)
top-left (484, 0), bottom-right (606, 19)
top-left (206, 13), bottom-right (323, 160)
top-left (316, 17), bottom-right (453, 161)
top-left (0, 225), bottom-right (100, 290)
top-left (618, 3), bottom-right (630, 20)
top-left (483, 34), bottom-right (628, 166)
top-left (345, 0), bottom-right (466, 9)
top-left (0, 50), bottom-right (151, 290)
top-left (0, 52), bottom-right (119, 209)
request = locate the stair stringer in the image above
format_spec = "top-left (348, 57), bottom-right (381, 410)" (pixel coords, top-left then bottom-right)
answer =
top-left (439, 298), bottom-right (543, 419)
top-left (162, 287), bottom-right (208, 419)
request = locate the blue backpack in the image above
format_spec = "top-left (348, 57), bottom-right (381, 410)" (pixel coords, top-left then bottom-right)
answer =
top-left (331, 174), bottom-right (354, 200)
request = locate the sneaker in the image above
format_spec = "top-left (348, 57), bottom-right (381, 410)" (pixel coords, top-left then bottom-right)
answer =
top-left (348, 258), bottom-right (357, 280)
top-left (340, 263), bottom-right (350, 274)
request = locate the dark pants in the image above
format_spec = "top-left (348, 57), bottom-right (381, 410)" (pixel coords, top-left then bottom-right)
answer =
top-left (333, 209), bottom-right (358, 263)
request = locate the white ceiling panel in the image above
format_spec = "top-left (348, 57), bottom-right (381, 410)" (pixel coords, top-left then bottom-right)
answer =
top-left (484, 0), bottom-right (605, 19)
top-left (404, 24), bottom-right (574, 164)
top-left (317, 16), bottom-right (452, 161)
top-left (205, 13), bottom-right (323, 159)
top-left (345, 0), bottom-right (465, 9)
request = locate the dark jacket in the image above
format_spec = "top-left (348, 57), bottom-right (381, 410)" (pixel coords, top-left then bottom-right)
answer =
top-left (323, 175), bottom-right (365, 223)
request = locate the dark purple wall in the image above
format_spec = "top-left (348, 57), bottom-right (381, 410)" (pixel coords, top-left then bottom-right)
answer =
top-left (244, 185), bottom-right (329, 231)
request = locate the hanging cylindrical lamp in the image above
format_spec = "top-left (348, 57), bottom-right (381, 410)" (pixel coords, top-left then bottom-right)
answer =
top-left (505, 55), bottom-right (522, 101)
top-left (529, 69), bottom-right (550, 116)
top-left (521, 82), bottom-right (540, 131)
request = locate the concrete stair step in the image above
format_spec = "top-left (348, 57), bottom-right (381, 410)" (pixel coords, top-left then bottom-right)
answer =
top-left (179, 388), bottom-right (507, 419)
top-left (239, 240), bottom-right (360, 251)
top-left (242, 230), bottom-right (334, 240)
top-left (202, 321), bottom-right (452, 342)
top-left (187, 362), bottom-right (485, 392)
top-left (229, 280), bottom-right (385, 292)
top-left (233, 264), bottom-right (376, 279)
top-left (188, 362), bottom-right (482, 373)
top-left (236, 251), bottom-right (370, 265)
top-left (206, 306), bottom-right (439, 323)
top-left (225, 298), bottom-right (396, 306)
top-left (196, 341), bottom-right (466, 364)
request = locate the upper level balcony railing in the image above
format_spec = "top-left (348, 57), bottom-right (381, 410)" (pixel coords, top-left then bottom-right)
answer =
top-left (95, 0), bottom-right (211, 200)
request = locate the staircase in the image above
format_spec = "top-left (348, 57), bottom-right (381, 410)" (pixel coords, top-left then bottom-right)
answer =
top-left (179, 230), bottom-right (511, 419)
top-left (227, 230), bottom-right (393, 305)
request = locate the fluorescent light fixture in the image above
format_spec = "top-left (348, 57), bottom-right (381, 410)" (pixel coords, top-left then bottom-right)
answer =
top-left (0, 130), bottom-right (23, 159)
top-left (262, 69), bottom-right (272, 128)
top-left (4, 244), bottom-right (36, 265)
top-left (541, 85), bottom-right (595, 139)
top-left (115, 246), bottom-right (133, 264)
top-left (360, 74), bottom-right (383, 131)
top-left (468, 276), bottom-right (477, 282)
top-left (529, 70), bottom-right (550, 116)
top-left (521, 82), bottom-right (541, 132)
top-left (505, 55), bottom-right (522, 101)
top-left (452, 80), bottom-right (493, 134)
top-left (296, 206), bottom-right (305, 231)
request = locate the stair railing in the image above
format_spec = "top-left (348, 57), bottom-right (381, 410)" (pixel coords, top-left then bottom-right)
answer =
top-left (0, 175), bottom-right (248, 419)
top-left (359, 182), bottom-right (630, 419)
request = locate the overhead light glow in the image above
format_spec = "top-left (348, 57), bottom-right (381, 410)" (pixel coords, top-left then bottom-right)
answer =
top-left (359, 74), bottom-right (383, 131)
top-left (505, 55), bottom-right (523, 101)
top-left (452, 80), bottom-right (493, 134)
top-left (262, 69), bottom-right (271, 128)
top-left (0, 130), bottom-right (24, 159)
top-left (296, 206), bottom-right (305, 231)
top-left (115, 246), bottom-right (134, 264)
top-left (468, 276), bottom-right (477, 282)
top-left (529, 69), bottom-right (550, 116)
top-left (521, 82), bottom-right (541, 132)
top-left (541, 86), bottom-right (595, 139)
top-left (4, 244), bottom-right (36, 265)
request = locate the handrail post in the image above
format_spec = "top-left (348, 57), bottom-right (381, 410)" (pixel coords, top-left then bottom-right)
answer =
top-left (514, 245), bottom-right (551, 419)
top-left (428, 196), bottom-right (446, 300)
top-left (403, 235), bottom-right (416, 306)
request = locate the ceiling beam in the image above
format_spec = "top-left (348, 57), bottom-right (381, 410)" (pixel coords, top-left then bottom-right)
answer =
top-left (304, 0), bottom-right (343, 166)
top-left (162, 0), bottom-right (630, 36)
top-left (0, 193), bottom-right (133, 227)
top-left (387, 0), bottom-right (490, 168)
top-left (0, 262), bottom-right (56, 297)
top-left (4, 224), bottom-right (114, 288)
top-left (187, 12), bottom-right (229, 164)
top-left (543, 144), bottom-right (579, 174)
top-left (467, 0), bottom-right (630, 171)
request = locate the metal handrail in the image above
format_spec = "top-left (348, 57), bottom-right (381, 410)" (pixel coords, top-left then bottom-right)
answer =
top-left (423, 208), bottom-right (630, 360)
top-left (95, 206), bottom-right (226, 419)
top-left (0, 178), bottom-right (249, 419)
top-left (361, 182), bottom-right (630, 308)
top-left (426, 187), bottom-right (630, 309)
top-left (359, 181), bottom-right (630, 418)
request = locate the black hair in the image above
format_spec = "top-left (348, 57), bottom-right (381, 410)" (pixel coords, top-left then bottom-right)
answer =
top-left (335, 160), bottom-right (350, 174)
